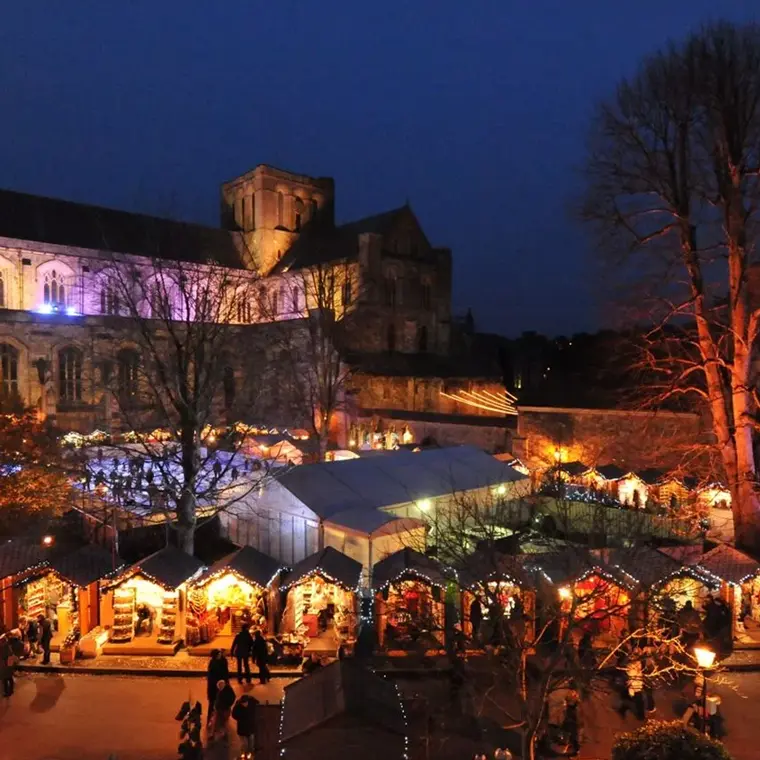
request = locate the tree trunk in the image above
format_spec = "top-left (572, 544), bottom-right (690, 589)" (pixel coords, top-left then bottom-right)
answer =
top-left (177, 489), bottom-right (197, 555)
top-left (521, 725), bottom-right (537, 760)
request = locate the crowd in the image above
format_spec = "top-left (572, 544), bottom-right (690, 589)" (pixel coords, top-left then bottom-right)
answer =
top-left (0, 615), bottom-right (54, 698)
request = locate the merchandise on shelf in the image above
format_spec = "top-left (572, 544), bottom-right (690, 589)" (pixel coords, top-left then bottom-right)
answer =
top-left (157, 593), bottom-right (177, 644)
top-left (111, 588), bottom-right (136, 642)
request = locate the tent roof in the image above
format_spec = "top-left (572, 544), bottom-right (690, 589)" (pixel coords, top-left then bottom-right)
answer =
top-left (281, 660), bottom-right (406, 742)
top-left (114, 546), bottom-right (204, 590)
top-left (50, 545), bottom-right (123, 587)
top-left (277, 445), bottom-right (526, 519)
top-left (325, 508), bottom-right (421, 536)
top-left (372, 548), bottom-right (450, 589)
top-left (697, 544), bottom-right (760, 585)
top-left (195, 546), bottom-right (281, 589)
top-left (282, 546), bottom-right (362, 590)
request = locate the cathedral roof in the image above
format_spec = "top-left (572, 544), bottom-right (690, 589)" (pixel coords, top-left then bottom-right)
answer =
top-left (0, 188), bottom-right (243, 268)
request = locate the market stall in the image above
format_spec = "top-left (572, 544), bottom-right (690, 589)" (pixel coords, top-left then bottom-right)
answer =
top-left (279, 546), bottom-right (361, 655)
top-left (459, 551), bottom-right (535, 646)
top-left (100, 546), bottom-right (203, 655)
top-left (696, 544), bottom-right (760, 642)
top-left (373, 548), bottom-right (450, 652)
top-left (186, 545), bottom-right (281, 654)
top-left (0, 540), bottom-right (48, 629)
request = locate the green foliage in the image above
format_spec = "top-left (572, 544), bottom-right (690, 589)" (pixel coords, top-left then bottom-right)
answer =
top-left (612, 720), bottom-right (733, 760)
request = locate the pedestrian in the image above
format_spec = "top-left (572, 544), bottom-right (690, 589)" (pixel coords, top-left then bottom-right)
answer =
top-left (622, 659), bottom-right (645, 720)
top-left (26, 616), bottom-right (39, 656)
top-left (562, 687), bottom-right (581, 757)
top-left (206, 649), bottom-right (230, 725)
top-left (469, 597), bottom-right (483, 643)
top-left (38, 614), bottom-right (52, 665)
top-left (302, 652), bottom-right (322, 674)
top-left (231, 623), bottom-right (254, 684)
top-left (211, 678), bottom-right (236, 742)
top-left (577, 630), bottom-right (594, 668)
top-left (232, 693), bottom-right (258, 757)
top-left (0, 633), bottom-right (15, 697)
top-left (252, 629), bottom-right (270, 684)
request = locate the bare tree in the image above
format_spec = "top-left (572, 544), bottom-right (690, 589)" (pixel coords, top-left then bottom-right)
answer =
top-left (582, 22), bottom-right (760, 551)
top-left (90, 254), bottom-right (270, 554)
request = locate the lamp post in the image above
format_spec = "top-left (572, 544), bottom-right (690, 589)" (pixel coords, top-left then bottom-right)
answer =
top-left (694, 644), bottom-right (716, 736)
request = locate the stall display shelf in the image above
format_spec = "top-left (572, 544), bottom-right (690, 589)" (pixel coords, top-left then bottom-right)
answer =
top-left (111, 589), bottom-right (135, 642)
top-left (157, 595), bottom-right (177, 644)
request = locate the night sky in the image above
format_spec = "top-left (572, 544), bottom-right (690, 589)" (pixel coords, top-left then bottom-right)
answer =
top-left (1, 2), bottom-right (756, 336)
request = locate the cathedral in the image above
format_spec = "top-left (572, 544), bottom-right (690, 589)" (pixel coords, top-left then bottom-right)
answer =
top-left (0, 164), bottom-right (508, 447)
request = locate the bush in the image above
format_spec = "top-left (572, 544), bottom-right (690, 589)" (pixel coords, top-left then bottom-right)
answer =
top-left (612, 720), bottom-right (733, 760)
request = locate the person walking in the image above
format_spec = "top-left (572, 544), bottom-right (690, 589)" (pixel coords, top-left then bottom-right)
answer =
top-left (38, 614), bottom-right (52, 665)
top-left (562, 689), bottom-right (581, 757)
top-left (211, 678), bottom-right (236, 742)
top-left (26, 616), bottom-right (39, 656)
top-left (231, 623), bottom-right (254, 684)
top-left (232, 693), bottom-right (258, 757)
top-left (205, 649), bottom-right (230, 725)
top-left (252, 629), bottom-right (270, 684)
top-left (0, 632), bottom-right (15, 697)
top-left (469, 597), bottom-right (483, 644)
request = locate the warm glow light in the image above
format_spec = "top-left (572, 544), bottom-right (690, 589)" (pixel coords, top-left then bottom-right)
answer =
top-left (42, 535), bottom-right (54, 547)
top-left (37, 304), bottom-right (53, 315)
top-left (417, 499), bottom-right (432, 512)
top-left (694, 645), bottom-right (716, 669)
top-left (554, 448), bottom-right (562, 463)
top-left (496, 484), bottom-right (507, 496)
top-left (440, 389), bottom-right (518, 416)
top-left (558, 586), bottom-right (571, 600)
top-left (66, 306), bottom-right (78, 316)
top-left (348, 438), bottom-right (356, 447)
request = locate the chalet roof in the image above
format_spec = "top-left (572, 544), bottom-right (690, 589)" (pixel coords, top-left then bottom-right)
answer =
top-left (457, 550), bottom-right (531, 589)
top-left (595, 464), bottom-right (626, 481)
top-left (281, 660), bottom-right (406, 743)
top-left (372, 548), bottom-right (450, 590)
top-left (276, 445), bottom-right (526, 519)
top-left (282, 546), bottom-right (362, 591)
top-left (697, 544), bottom-right (760, 585)
top-left (113, 546), bottom-right (204, 590)
top-left (560, 461), bottom-right (588, 478)
top-left (0, 540), bottom-right (48, 580)
top-left (49, 545), bottom-right (123, 587)
top-left (195, 546), bottom-right (281, 589)
top-left (637, 469), bottom-right (665, 486)
top-left (603, 547), bottom-right (685, 589)
top-left (0, 188), bottom-right (242, 268)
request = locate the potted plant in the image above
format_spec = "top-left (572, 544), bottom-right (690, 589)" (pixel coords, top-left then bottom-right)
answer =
top-left (59, 628), bottom-right (80, 664)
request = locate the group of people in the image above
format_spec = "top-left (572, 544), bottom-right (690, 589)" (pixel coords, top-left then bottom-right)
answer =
top-left (0, 615), bottom-right (54, 698)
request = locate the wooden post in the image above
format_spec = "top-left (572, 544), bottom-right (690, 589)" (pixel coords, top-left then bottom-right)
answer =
top-left (78, 587), bottom-right (91, 634)
top-left (0, 577), bottom-right (12, 629)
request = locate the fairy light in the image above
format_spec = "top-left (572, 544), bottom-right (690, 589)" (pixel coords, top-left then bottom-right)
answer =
top-left (393, 680), bottom-right (411, 759)
top-left (280, 567), bottom-right (363, 593)
top-left (440, 389), bottom-right (518, 416)
top-left (278, 688), bottom-right (287, 756)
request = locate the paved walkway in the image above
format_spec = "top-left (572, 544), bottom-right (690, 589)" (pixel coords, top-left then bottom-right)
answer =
top-left (0, 673), bottom-right (292, 760)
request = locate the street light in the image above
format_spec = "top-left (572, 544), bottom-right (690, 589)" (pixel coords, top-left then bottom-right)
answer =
top-left (41, 535), bottom-right (54, 547)
top-left (694, 644), bottom-right (716, 736)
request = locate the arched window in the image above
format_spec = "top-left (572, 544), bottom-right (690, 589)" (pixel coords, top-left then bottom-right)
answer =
top-left (117, 349), bottom-right (139, 403)
top-left (44, 270), bottom-right (66, 307)
top-left (387, 323), bottom-right (396, 353)
top-left (0, 271), bottom-right (5, 308)
top-left (271, 289), bottom-right (278, 316)
top-left (223, 366), bottom-right (236, 409)
top-left (59, 347), bottom-right (82, 402)
top-left (418, 325), bottom-right (428, 353)
top-left (421, 281), bottom-right (432, 310)
top-left (236, 297), bottom-right (252, 324)
top-left (384, 275), bottom-right (397, 307)
top-left (342, 278), bottom-right (352, 306)
top-left (0, 344), bottom-right (18, 398)
top-left (101, 285), bottom-right (119, 315)
top-left (277, 192), bottom-right (285, 227)
top-left (294, 198), bottom-right (304, 232)
top-left (311, 198), bottom-right (319, 221)
top-left (292, 287), bottom-right (301, 313)
top-left (279, 285), bottom-right (287, 314)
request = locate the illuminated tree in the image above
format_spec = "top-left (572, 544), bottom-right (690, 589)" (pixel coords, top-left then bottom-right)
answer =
top-left (582, 22), bottom-right (760, 552)
top-left (612, 721), bottom-right (733, 760)
top-left (0, 405), bottom-right (71, 537)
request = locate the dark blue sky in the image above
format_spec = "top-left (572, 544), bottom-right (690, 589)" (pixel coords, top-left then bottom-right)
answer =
top-left (1, 2), bottom-right (756, 336)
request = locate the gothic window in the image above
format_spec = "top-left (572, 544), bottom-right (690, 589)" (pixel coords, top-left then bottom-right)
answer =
top-left (251, 192), bottom-right (256, 229)
top-left (271, 289), bottom-right (278, 315)
top-left (421, 281), bottom-right (432, 310)
top-left (237, 298), bottom-right (252, 324)
top-left (240, 196), bottom-right (247, 229)
top-left (294, 198), bottom-right (304, 232)
top-left (0, 344), bottom-right (18, 398)
top-left (292, 287), bottom-right (301, 313)
top-left (223, 366), bottom-right (236, 409)
top-left (277, 192), bottom-right (285, 227)
top-left (384, 275), bottom-right (397, 307)
top-left (387, 323), bottom-right (396, 352)
top-left (311, 198), bottom-right (318, 220)
top-left (117, 349), bottom-right (139, 403)
top-left (342, 277), bottom-right (352, 306)
top-left (0, 272), bottom-right (5, 308)
top-left (44, 270), bottom-right (66, 307)
top-left (279, 285), bottom-right (287, 314)
top-left (101, 285), bottom-right (119, 315)
top-left (418, 325), bottom-right (428, 353)
top-left (59, 347), bottom-right (83, 402)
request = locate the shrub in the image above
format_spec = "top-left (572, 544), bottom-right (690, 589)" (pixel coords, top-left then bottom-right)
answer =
top-left (612, 720), bottom-right (733, 760)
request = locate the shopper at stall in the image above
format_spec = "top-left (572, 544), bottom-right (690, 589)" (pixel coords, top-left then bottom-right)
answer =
top-left (302, 652), bottom-right (323, 674)
top-left (231, 623), bottom-right (254, 684)
top-left (38, 614), bottom-right (52, 665)
top-left (205, 649), bottom-right (230, 725)
top-left (252, 629), bottom-right (270, 684)
top-left (26, 616), bottom-right (39, 656)
top-left (232, 693), bottom-right (258, 757)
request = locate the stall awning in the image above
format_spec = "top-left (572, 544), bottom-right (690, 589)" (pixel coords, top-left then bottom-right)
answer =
top-left (372, 548), bottom-right (451, 590)
top-left (697, 544), bottom-right (760, 586)
top-left (525, 549), bottom-right (632, 589)
top-left (282, 546), bottom-right (362, 591)
top-left (194, 546), bottom-right (281, 589)
top-left (281, 660), bottom-right (406, 743)
top-left (110, 546), bottom-right (204, 590)
top-left (0, 540), bottom-right (48, 580)
top-left (50, 545), bottom-right (123, 588)
top-left (603, 547), bottom-right (686, 590)
top-left (458, 550), bottom-right (532, 590)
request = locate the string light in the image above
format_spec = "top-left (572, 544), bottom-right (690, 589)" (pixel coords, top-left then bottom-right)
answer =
top-left (440, 389), bottom-right (518, 416)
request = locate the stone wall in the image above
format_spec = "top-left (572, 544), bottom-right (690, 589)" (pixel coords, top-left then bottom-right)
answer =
top-left (514, 405), bottom-right (709, 473)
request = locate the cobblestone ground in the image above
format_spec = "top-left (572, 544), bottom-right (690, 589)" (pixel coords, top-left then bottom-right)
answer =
top-left (0, 673), bottom-right (292, 760)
